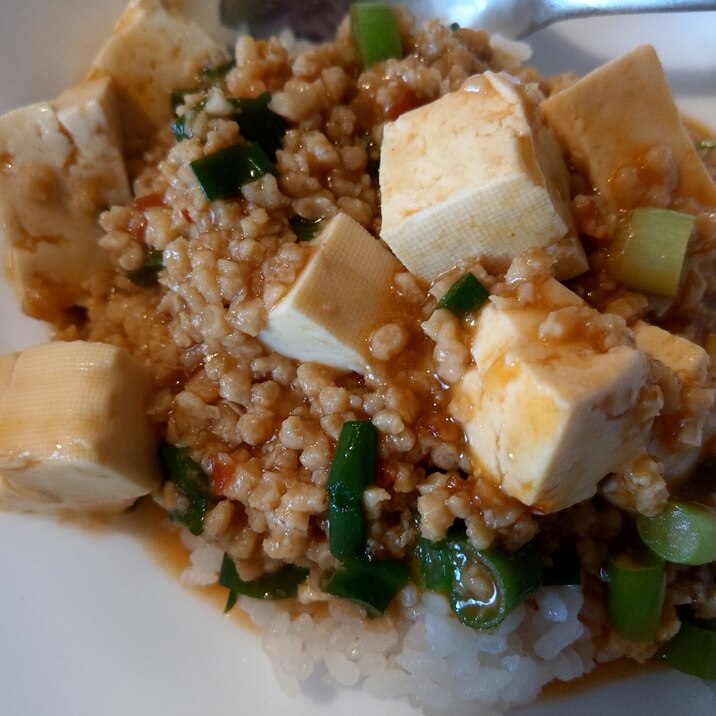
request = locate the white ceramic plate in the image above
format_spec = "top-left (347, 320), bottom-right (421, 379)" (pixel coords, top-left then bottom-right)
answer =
top-left (1, 2), bottom-right (715, 715)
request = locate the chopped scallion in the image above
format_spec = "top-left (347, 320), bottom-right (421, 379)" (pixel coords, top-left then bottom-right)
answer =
top-left (218, 553), bottom-right (309, 612)
top-left (326, 420), bottom-right (377, 561)
top-left (172, 93), bottom-right (287, 158)
top-left (228, 93), bottom-right (288, 159)
top-left (603, 548), bottom-right (665, 641)
top-left (172, 100), bottom-right (206, 142)
top-left (447, 540), bottom-right (544, 630)
top-left (608, 207), bottom-right (694, 298)
top-left (323, 556), bottom-right (410, 616)
top-left (126, 248), bottom-right (164, 288)
top-left (416, 535), bottom-right (453, 592)
top-left (657, 617), bottom-right (716, 679)
top-left (436, 273), bottom-right (489, 317)
top-left (636, 499), bottom-right (716, 565)
top-left (290, 216), bottom-right (325, 242)
top-left (190, 142), bottom-right (277, 202)
top-left (350, 3), bottom-right (403, 70)
top-left (159, 442), bottom-right (216, 536)
top-left (417, 525), bottom-right (544, 629)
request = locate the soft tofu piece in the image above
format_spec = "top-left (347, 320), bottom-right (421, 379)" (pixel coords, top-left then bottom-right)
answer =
top-left (0, 76), bottom-right (131, 316)
top-left (634, 322), bottom-right (709, 384)
top-left (259, 213), bottom-right (400, 374)
top-left (0, 353), bottom-right (18, 397)
top-left (53, 78), bottom-right (130, 196)
top-left (0, 341), bottom-right (160, 513)
top-left (88, 0), bottom-right (227, 149)
top-left (450, 279), bottom-right (654, 512)
top-left (379, 71), bottom-right (585, 281)
top-left (634, 322), bottom-right (715, 482)
top-left (541, 45), bottom-right (716, 209)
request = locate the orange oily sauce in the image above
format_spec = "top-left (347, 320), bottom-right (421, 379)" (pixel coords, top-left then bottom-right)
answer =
top-left (105, 498), bottom-right (258, 632)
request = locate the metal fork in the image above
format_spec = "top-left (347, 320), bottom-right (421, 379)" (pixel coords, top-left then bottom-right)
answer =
top-left (220, 0), bottom-right (716, 40)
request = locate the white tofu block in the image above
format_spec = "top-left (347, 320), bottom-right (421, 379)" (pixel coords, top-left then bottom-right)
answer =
top-left (0, 77), bottom-right (131, 315)
top-left (88, 0), bottom-right (227, 147)
top-left (379, 71), bottom-right (584, 280)
top-left (634, 322), bottom-right (709, 383)
top-left (0, 341), bottom-right (161, 514)
top-left (450, 280), bottom-right (653, 512)
top-left (541, 45), bottom-right (716, 209)
top-left (0, 353), bottom-right (18, 397)
top-left (259, 213), bottom-right (400, 374)
top-left (635, 321), bottom-right (714, 482)
top-left (53, 77), bottom-right (130, 203)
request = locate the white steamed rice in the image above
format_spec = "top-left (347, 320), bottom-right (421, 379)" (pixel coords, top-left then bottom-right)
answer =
top-left (181, 539), bottom-right (594, 715)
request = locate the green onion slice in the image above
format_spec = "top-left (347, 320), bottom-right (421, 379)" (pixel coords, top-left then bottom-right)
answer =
top-left (126, 248), bottom-right (164, 288)
top-left (219, 553), bottom-right (309, 612)
top-left (657, 617), bottom-right (716, 679)
top-left (414, 522), bottom-right (469, 593)
top-left (172, 93), bottom-right (287, 158)
top-left (636, 499), bottom-right (716, 566)
top-left (350, 3), bottom-right (403, 70)
top-left (159, 443), bottom-right (216, 536)
top-left (190, 142), bottom-right (277, 202)
top-left (172, 99), bottom-right (206, 142)
top-left (323, 556), bottom-right (410, 616)
top-left (326, 420), bottom-right (377, 561)
top-left (436, 273), bottom-right (489, 317)
top-left (416, 536), bottom-right (453, 593)
top-left (608, 207), bottom-right (694, 298)
top-left (290, 216), bottom-right (325, 242)
top-left (228, 93), bottom-right (288, 159)
top-left (447, 540), bottom-right (544, 630)
top-left (603, 548), bottom-right (665, 641)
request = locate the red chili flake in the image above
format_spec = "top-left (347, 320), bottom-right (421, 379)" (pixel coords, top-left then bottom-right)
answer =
top-left (386, 89), bottom-right (420, 120)
top-left (133, 192), bottom-right (166, 211)
top-left (210, 455), bottom-right (234, 495)
top-left (375, 460), bottom-right (397, 490)
top-left (181, 208), bottom-right (194, 224)
top-left (127, 211), bottom-right (148, 242)
top-left (127, 193), bottom-right (165, 241)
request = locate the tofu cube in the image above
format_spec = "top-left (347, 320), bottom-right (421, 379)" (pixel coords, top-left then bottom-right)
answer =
top-left (379, 71), bottom-right (585, 281)
top-left (541, 45), bottom-right (716, 208)
top-left (259, 213), bottom-right (400, 374)
top-left (53, 77), bottom-right (130, 201)
top-left (88, 0), bottom-right (227, 149)
top-left (0, 353), bottom-right (18, 397)
top-left (0, 77), bottom-right (131, 316)
top-left (0, 341), bottom-right (161, 513)
top-left (634, 322), bottom-right (709, 384)
top-left (450, 280), bottom-right (654, 512)
top-left (635, 322), bottom-right (714, 482)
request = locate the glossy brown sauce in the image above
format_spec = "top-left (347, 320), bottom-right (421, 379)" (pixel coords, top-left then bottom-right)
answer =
top-left (107, 498), bottom-right (258, 632)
